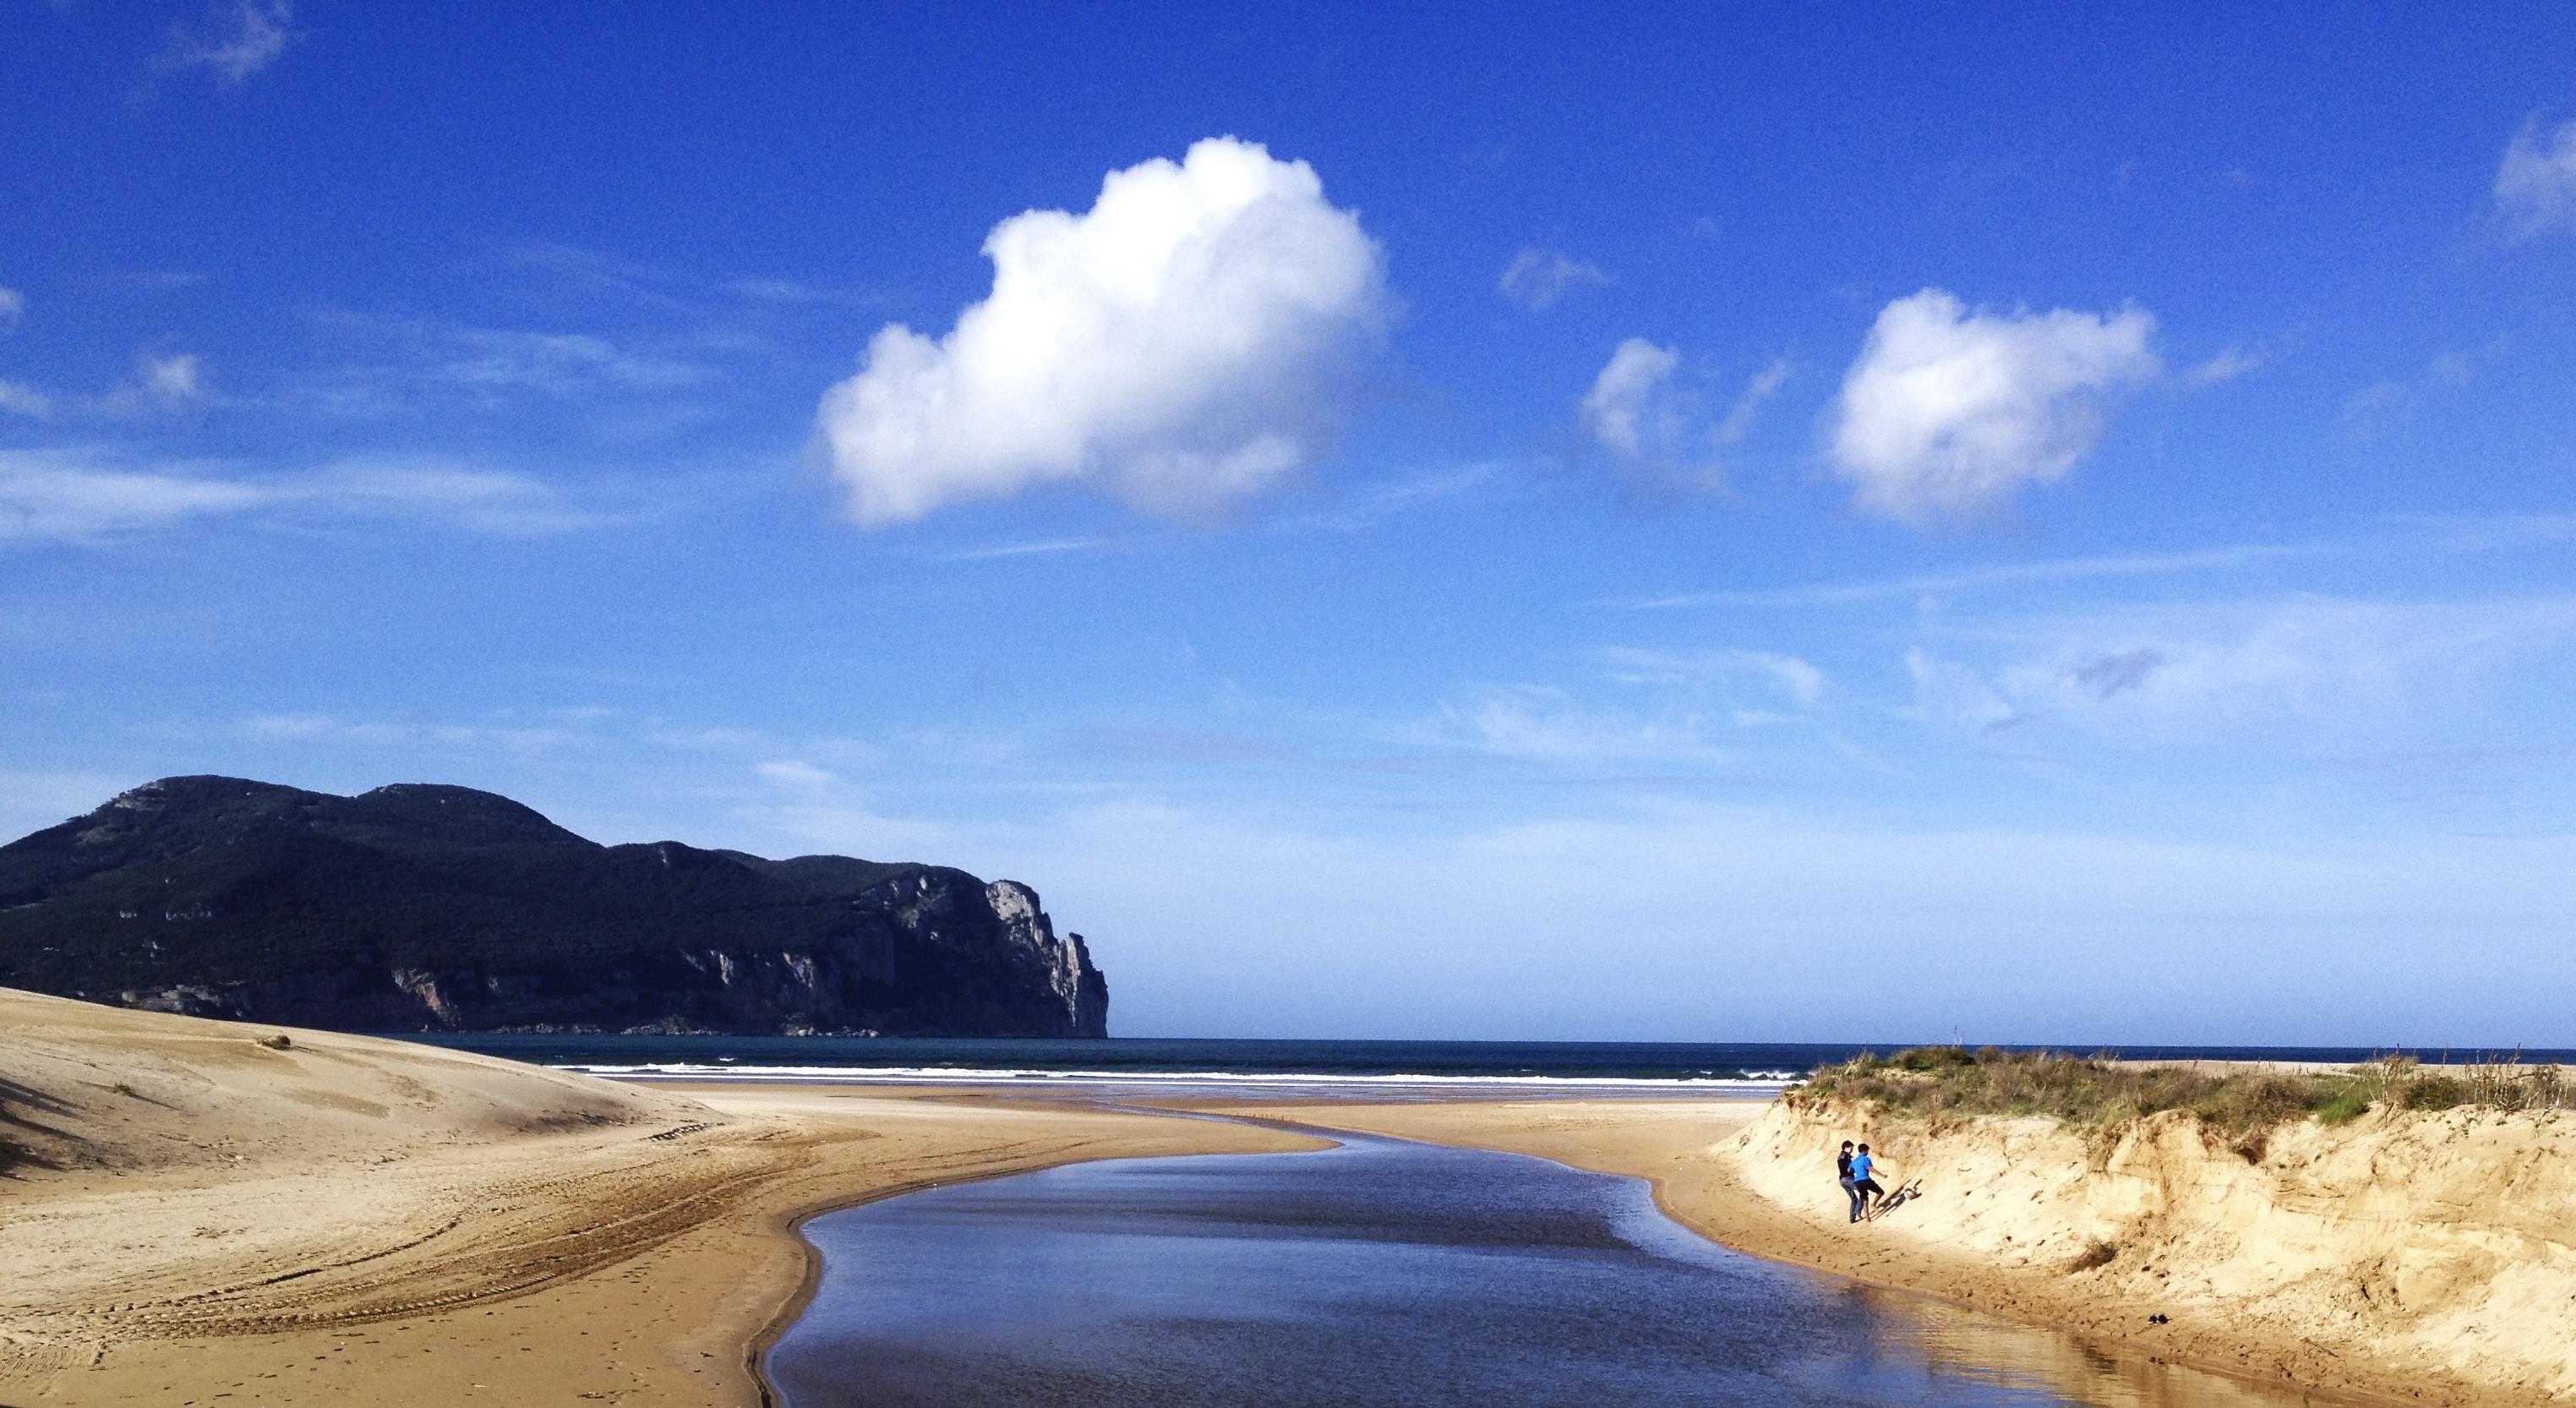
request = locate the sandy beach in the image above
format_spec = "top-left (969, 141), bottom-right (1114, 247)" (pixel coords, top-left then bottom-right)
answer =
top-left (0, 991), bottom-right (1316, 1407)
top-left (11, 990), bottom-right (2570, 1408)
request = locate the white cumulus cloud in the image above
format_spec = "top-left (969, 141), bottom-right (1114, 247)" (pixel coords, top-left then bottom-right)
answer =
top-left (1498, 248), bottom-right (1611, 310)
top-left (1580, 339), bottom-right (1679, 456)
top-left (2497, 117), bottom-right (2576, 239)
top-left (811, 137), bottom-right (1387, 524)
top-left (1829, 288), bottom-right (2159, 523)
top-left (0, 287), bottom-right (23, 332)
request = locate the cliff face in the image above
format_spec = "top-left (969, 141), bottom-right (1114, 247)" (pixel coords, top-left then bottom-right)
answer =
top-left (0, 776), bottom-right (1109, 1038)
top-left (1730, 1099), bottom-right (2576, 1405)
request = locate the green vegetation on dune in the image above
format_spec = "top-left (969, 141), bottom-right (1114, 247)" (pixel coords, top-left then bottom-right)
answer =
top-left (1792, 1046), bottom-right (2569, 1162)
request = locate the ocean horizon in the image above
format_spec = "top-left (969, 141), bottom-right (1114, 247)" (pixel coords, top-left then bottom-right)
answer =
top-left (407, 1034), bottom-right (2576, 1093)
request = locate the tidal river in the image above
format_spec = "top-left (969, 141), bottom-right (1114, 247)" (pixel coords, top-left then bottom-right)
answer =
top-left (767, 1130), bottom-right (2316, 1408)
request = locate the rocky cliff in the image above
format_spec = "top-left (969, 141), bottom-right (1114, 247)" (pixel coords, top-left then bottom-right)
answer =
top-left (0, 775), bottom-right (1109, 1038)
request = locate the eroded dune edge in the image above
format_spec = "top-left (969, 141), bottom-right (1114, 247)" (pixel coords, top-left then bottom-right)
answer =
top-left (0, 988), bottom-right (1314, 1407)
top-left (1235, 1097), bottom-right (2576, 1408)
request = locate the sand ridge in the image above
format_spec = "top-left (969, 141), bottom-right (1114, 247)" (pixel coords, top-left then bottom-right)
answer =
top-left (0, 991), bottom-right (1318, 1406)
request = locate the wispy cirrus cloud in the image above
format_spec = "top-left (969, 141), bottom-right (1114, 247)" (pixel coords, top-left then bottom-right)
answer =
top-left (1498, 248), bottom-right (1611, 311)
top-left (933, 536), bottom-right (1117, 563)
top-left (1611, 541), bottom-right (2322, 611)
top-left (2343, 350), bottom-right (2475, 445)
top-left (1596, 647), bottom-right (1827, 707)
top-left (2497, 116), bottom-right (2576, 240)
top-left (502, 240), bottom-right (881, 315)
top-left (0, 347), bottom-right (212, 422)
top-left (154, 0), bottom-right (297, 88)
top-left (0, 448), bottom-right (643, 545)
top-left (243, 711), bottom-right (578, 755)
top-left (1909, 594), bottom-right (2576, 743)
top-left (1421, 685), bottom-right (1729, 765)
top-left (0, 379), bottom-right (51, 419)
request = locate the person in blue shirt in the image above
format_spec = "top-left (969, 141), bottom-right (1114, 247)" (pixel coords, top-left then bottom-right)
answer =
top-left (1850, 1143), bottom-right (1887, 1220)
top-left (1834, 1140), bottom-right (1863, 1223)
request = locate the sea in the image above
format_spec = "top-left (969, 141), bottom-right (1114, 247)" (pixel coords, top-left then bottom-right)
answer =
top-left (407, 1034), bottom-right (2563, 1099)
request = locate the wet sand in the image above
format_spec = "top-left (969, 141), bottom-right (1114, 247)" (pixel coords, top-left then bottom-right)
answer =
top-left (0, 991), bottom-right (1317, 1407)
top-left (1210, 1098), bottom-right (2558, 1408)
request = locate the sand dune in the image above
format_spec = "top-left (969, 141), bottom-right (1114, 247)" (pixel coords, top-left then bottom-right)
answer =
top-left (1733, 1099), bottom-right (2576, 1405)
top-left (0, 989), bottom-right (1313, 1405)
top-left (1247, 1095), bottom-right (2573, 1408)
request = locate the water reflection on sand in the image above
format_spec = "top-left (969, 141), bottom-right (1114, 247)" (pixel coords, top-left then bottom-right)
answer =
top-left (769, 1132), bottom-right (2323, 1408)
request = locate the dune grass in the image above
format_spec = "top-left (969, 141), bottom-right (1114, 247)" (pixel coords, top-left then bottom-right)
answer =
top-left (1790, 1046), bottom-right (2567, 1163)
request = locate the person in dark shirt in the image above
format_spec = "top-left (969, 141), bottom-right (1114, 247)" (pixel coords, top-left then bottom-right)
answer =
top-left (1835, 1139), bottom-right (1863, 1223)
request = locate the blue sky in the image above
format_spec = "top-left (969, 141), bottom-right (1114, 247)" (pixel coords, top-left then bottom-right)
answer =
top-left (7, 3), bottom-right (2575, 1043)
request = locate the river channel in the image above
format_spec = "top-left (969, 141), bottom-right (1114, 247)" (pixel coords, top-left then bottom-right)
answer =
top-left (767, 1130), bottom-right (2322, 1408)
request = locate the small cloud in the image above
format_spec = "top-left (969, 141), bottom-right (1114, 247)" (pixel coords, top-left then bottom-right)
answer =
top-left (155, 1), bottom-right (297, 88)
top-left (755, 760), bottom-right (841, 794)
top-left (1712, 357), bottom-right (1791, 445)
top-left (2497, 117), bottom-right (2576, 240)
top-left (1829, 288), bottom-right (2160, 524)
top-left (1580, 343), bottom-right (1786, 492)
top-left (145, 352), bottom-right (203, 402)
top-left (2180, 343), bottom-right (2266, 386)
top-left (85, 352), bottom-right (212, 417)
top-left (0, 287), bottom-right (22, 332)
top-left (1580, 339), bottom-right (1679, 456)
top-left (1902, 648), bottom-right (2022, 732)
top-left (0, 379), bottom-right (51, 418)
top-left (2068, 648), bottom-right (2164, 699)
top-left (1498, 248), bottom-right (1612, 311)
top-left (2342, 350), bottom-right (2475, 445)
top-left (811, 137), bottom-right (1389, 524)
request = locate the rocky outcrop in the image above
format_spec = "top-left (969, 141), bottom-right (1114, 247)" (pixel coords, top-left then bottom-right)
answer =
top-left (985, 880), bottom-right (1108, 1039)
top-left (0, 776), bottom-right (1110, 1038)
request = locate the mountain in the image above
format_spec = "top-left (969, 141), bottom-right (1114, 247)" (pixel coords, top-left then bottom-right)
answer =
top-left (0, 776), bottom-right (1108, 1037)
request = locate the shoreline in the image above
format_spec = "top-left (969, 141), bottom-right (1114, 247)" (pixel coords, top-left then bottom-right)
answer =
top-left (733, 1093), bottom-right (2407, 1408)
top-left (7, 994), bottom-right (2554, 1408)
top-left (0, 992), bottom-right (1325, 1408)
top-left (1215, 1097), bottom-right (2548, 1408)
top-left (729, 1103), bottom-right (1342, 1408)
